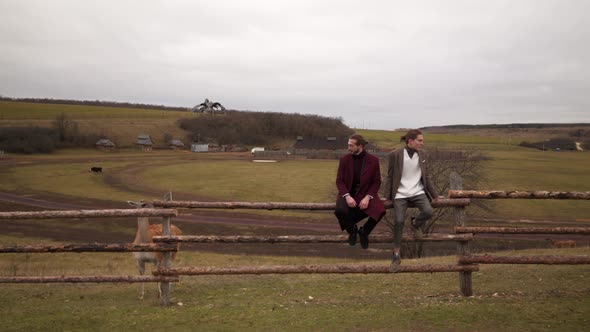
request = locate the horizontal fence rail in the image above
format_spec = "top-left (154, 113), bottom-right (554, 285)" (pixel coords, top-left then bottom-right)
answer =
top-left (459, 255), bottom-right (590, 265)
top-left (152, 198), bottom-right (471, 209)
top-left (2, 187), bottom-right (586, 303)
top-left (0, 243), bottom-right (178, 253)
top-left (455, 227), bottom-right (590, 234)
top-left (153, 234), bottom-right (473, 243)
top-left (448, 190), bottom-right (590, 200)
top-left (154, 264), bottom-right (480, 276)
top-left (0, 275), bottom-right (180, 284)
top-left (0, 208), bottom-right (178, 220)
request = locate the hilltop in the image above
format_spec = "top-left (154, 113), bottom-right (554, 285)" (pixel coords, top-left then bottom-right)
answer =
top-left (1, 97), bottom-right (588, 153)
top-left (0, 99), bottom-right (352, 152)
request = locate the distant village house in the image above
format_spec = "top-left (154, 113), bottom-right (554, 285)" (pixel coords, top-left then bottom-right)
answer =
top-left (95, 138), bottom-right (116, 151)
top-left (168, 139), bottom-right (185, 150)
top-left (136, 134), bottom-right (154, 151)
top-left (190, 143), bottom-right (222, 153)
top-left (191, 143), bottom-right (208, 152)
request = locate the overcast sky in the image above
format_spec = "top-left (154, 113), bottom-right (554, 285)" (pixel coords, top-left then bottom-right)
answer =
top-left (1, 1), bottom-right (588, 129)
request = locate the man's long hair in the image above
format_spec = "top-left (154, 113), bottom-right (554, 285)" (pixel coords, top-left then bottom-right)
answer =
top-left (400, 129), bottom-right (422, 144)
top-left (349, 134), bottom-right (368, 147)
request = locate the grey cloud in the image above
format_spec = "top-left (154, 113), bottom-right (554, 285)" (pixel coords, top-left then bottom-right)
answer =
top-left (1, 0), bottom-right (589, 129)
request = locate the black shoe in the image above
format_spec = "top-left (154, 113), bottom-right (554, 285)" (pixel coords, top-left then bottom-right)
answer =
top-left (410, 217), bottom-right (424, 240)
top-left (358, 226), bottom-right (369, 249)
top-left (347, 225), bottom-right (358, 246)
top-left (389, 252), bottom-right (401, 272)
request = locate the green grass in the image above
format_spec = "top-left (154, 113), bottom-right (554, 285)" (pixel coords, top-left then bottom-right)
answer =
top-left (141, 159), bottom-right (337, 202)
top-left (475, 150), bottom-right (590, 220)
top-left (2, 144), bottom-right (589, 220)
top-left (0, 152), bottom-right (339, 219)
top-left (0, 160), bottom-right (143, 201)
top-left (0, 101), bottom-right (188, 120)
top-left (0, 101), bottom-right (195, 148)
top-left (358, 129), bottom-right (514, 150)
top-left (0, 238), bottom-right (588, 331)
top-left (485, 150), bottom-right (589, 190)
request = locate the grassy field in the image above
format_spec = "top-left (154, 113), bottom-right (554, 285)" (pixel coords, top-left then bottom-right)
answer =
top-left (1, 103), bottom-right (590, 330)
top-left (485, 149), bottom-right (589, 190)
top-left (0, 160), bottom-right (140, 201)
top-left (479, 149), bottom-right (590, 220)
top-left (140, 159), bottom-right (336, 203)
top-left (0, 235), bottom-right (588, 331)
top-left (2, 144), bottom-right (588, 220)
top-left (0, 101), bottom-right (194, 148)
top-left (358, 129), bottom-right (511, 150)
top-left (0, 101), bottom-right (190, 120)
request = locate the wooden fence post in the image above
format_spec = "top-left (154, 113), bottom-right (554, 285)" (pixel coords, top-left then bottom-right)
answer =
top-left (451, 172), bottom-right (473, 296)
top-left (160, 192), bottom-right (173, 306)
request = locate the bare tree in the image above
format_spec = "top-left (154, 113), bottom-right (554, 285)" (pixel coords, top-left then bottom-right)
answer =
top-left (52, 112), bottom-right (79, 143)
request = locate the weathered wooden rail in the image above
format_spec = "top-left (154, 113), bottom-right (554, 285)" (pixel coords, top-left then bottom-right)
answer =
top-left (448, 190), bottom-right (590, 200)
top-left (0, 208), bottom-right (178, 219)
top-left (455, 227), bottom-right (590, 234)
top-left (0, 243), bottom-right (178, 253)
top-left (152, 198), bottom-right (471, 209)
top-left (0, 208), bottom-right (180, 306)
top-left (0, 275), bottom-right (180, 283)
top-left (459, 255), bottom-right (590, 265)
top-left (153, 264), bottom-right (479, 276)
top-left (153, 233), bottom-right (473, 243)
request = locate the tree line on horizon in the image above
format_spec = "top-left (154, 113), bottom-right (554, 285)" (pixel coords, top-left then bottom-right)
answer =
top-left (0, 96), bottom-right (189, 112)
top-left (422, 123), bottom-right (590, 130)
top-left (0, 113), bottom-right (100, 153)
top-left (179, 110), bottom-right (353, 146)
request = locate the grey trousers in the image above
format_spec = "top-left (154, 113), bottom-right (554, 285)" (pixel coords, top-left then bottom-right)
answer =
top-left (392, 194), bottom-right (433, 248)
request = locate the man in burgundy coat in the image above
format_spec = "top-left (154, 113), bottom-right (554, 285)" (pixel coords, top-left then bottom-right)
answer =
top-left (335, 134), bottom-right (386, 249)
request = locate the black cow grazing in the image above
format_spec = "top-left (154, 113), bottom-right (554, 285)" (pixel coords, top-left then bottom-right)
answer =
top-left (90, 167), bottom-right (102, 173)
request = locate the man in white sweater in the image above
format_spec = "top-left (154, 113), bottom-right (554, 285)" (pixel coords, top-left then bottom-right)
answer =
top-left (384, 129), bottom-right (443, 271)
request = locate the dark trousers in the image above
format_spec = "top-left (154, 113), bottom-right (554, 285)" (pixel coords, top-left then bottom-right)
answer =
top-left (392, 194), bottom-right (433, 248)
top-left (334, 197), bottom-right (381, 235)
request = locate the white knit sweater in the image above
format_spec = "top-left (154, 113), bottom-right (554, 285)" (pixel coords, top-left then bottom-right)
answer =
top-left (395, 149), bottom-right (425, 199)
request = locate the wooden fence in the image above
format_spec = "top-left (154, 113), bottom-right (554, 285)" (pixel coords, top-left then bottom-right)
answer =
top-left (0, 208), bottom-right (180, 305)
top-left (149, 189), bottom-right (589, 301)
top-left (149, 198), bottom-right (479, 297)
top-left (1, 189), bottom-right (589, 306)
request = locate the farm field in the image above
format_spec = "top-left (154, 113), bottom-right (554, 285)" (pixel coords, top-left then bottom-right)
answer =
top-left (358, 129), bottom-right (510, 150)
top-left (0, 101), bottom-right (194, 148)
top-left (482, 149), bottom-right (590, 220)
top-left (1, 145), bottom-right (588, 221)
top-left (1, 142), bottom-right (589, 263)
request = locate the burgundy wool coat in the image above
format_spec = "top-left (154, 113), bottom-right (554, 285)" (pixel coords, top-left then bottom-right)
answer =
top-left (335, 152), bottom-right (386, 221)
